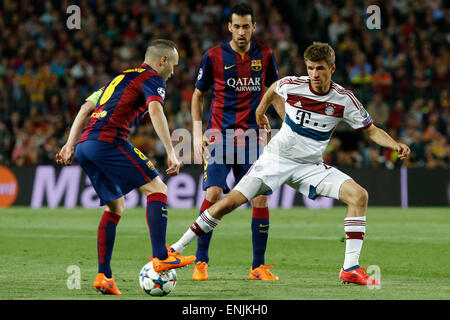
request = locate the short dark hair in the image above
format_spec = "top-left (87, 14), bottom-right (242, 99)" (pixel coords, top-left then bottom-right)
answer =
top-left (229, 2), bottom-right (254, 23)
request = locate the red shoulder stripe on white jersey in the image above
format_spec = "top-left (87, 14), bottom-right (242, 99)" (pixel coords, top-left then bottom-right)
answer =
top-left (331, 83), bottom-right (362, 108)
top-left (331, 83), bottom-right (361, 110)
top-left (278, 79), bottom-right (291, 86)
top-left (279, 78), bottom-right (308, 87)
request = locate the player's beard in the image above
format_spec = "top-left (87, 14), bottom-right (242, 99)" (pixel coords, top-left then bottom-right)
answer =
top-left (235, 36), bottom-right (249, 49)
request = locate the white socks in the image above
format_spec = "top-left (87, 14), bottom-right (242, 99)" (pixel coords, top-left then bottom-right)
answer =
top-left (171, 210), bottom-right (220, 253)
top-left (343, 216), bottom-right (366, 270)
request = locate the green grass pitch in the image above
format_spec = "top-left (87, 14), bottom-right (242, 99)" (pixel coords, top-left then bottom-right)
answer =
top-left (0, 206), bottom-right (449, 300)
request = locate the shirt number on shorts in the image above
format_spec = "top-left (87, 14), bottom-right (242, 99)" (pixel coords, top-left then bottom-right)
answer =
top-left (134, 147), bottom-right (148, 161)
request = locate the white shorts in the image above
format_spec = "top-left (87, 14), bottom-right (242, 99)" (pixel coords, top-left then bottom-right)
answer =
top-left (234, 151), bottom-right (352, 201)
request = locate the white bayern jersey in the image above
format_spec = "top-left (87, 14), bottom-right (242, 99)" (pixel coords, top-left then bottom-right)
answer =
top-left (266, 76), bottom-right (373, 163)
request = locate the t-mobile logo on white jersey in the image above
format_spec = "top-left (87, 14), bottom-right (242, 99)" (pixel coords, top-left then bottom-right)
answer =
top-left (226, 77), bottom-right (261, 92)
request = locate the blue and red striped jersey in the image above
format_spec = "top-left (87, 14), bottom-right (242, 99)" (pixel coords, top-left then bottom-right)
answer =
top-left (79, 63), bottom-right (166, 144)
top-left (195, 41), bottom-right (279, 135)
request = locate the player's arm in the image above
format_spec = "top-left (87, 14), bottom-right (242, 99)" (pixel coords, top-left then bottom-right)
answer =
top-left (364, 124), bottom-right (410, 160)
top-left (255, 81), bottom-right (279, 131)
top-left (264, 50), bottom-right (284, 120)
top-left (191, 88), bottom-right (208, 164)
top-left (147, 100), bottom-right (181, 176)
top-left (56, 89), bottom-right (103, 165)
top-left (265, 86), bottom-right (285, 120)
top-left (192, 52), bottom-right (214, 164)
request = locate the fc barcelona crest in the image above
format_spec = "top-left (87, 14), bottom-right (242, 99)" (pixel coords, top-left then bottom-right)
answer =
top-left (146, 160), bottom-right (155, 171)
top-left (251, 59), bottom-right (262, 71)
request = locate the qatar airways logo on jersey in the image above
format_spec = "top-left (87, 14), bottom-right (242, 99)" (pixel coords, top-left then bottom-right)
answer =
top-left (226, 77), bottom-right (261, 92)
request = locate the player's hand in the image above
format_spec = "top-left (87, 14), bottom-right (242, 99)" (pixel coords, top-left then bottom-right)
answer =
top-left (193, 134), bottom-right (212, 164)
top-left (56, 144), bottom-right (74, 166)
top-left (395, 142), bottom-right (410, 160)
top-left (166, 152), bottom-right (182, 176)
top-left (256, 112), bottom-right (271, 132)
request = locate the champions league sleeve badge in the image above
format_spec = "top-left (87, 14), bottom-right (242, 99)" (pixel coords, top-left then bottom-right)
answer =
top-left (157, 87), bottom-right (166, 100)
top-left (359, 106), bottom-right (368, 118)
top-left (197, 68), bottom-right (203, 81)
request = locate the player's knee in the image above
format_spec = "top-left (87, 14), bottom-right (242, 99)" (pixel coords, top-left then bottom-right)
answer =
top-left (354, 187), bottom-right (368, 208)
top-left (154, 182), bottom-right (168, 195)
top-left (108, 206), bottom-right (124, 216)
top-left (340, 180), bottom-right (368, 208)
top-left (205, 186), bottom-right (222, 202)
top-left (220, 191), bottom-right (247, 213)
top-left (220, 197), bottom-right (239, 214)
top-left (139, 178), bottom-right (167, 196)
top-left (105, 198), bottom-right (125, 215)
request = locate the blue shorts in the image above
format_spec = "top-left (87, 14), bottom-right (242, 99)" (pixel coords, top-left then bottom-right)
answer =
top-left (75, 140), bottom-right (159, 206)
top-left (203, 143), bottom-right (262, 194)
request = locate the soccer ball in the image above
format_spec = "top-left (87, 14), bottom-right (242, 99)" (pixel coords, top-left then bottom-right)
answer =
top-left (139, 261), bottom-right (177, 296)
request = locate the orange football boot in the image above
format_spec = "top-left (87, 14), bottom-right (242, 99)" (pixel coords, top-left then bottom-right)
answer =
top-left (93, 273), bottom-right (122, 295)
top-left (340, 266), bottom-right (381, 286)
top-left (192, 262), bottom-right (209, 281)
top-left (149, 244), bottom-right (173, 260)
top-left (152, 251), bottom-right (196, 272)
top-left (249, 264), bottom-right (279, 280)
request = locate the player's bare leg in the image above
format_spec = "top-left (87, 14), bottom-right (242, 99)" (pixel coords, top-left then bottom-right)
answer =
top-left (171, 190), bottom-right (249, 253)
top-left (104, 197), bottom-right (125, 217)
top-left (193, 186), bottom-right (223, 280)
top-left (249, 195), bottom-right (278, 280)
top-left (338, 179), bottom-right (368, 218)
top-left (251, 195), bottom-right (268, 208)
top-left (94, 197), bottom-right (124, 295)
top-left (139, 177), bottom-right (196, 272)
top-left (207, 190), bottom-right (248, 219)
top-left (205, 186), bottom-right (223, 203)
top-left (337, 179), bottom-right (380, 285)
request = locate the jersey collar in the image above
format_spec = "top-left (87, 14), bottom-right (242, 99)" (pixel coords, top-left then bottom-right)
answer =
top-left (140, 63), bottom-right (155, 72)
top-left (225, 41), bottom-right (255, 57)
top-left (308, 79), bottom-right (332, 96)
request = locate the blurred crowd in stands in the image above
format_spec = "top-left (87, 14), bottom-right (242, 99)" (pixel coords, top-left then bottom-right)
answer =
top-left (0, 0), bottom-right (448, 170)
